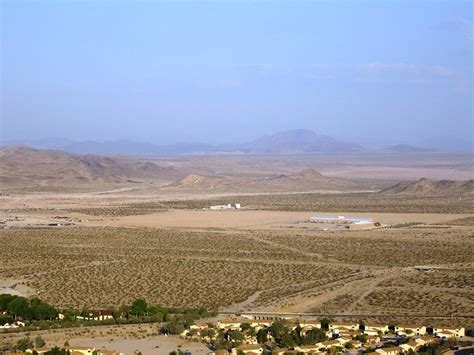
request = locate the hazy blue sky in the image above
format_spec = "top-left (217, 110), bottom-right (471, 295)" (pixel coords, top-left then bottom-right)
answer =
top-left (1, 0), bottom-right (472, 149)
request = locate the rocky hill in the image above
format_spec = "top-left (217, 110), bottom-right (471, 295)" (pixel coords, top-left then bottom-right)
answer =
top-left (163, 168), bottom-right (359, 193)
top-left (381, 178), bottom-right (474, 196)
top-left (0, 145), bottom-right (179, 187)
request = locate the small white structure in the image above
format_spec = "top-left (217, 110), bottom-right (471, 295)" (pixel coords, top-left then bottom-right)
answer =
top-left (210, 203), bottom-right (241, 210)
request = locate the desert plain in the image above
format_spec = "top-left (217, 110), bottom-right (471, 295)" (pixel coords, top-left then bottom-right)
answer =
top-left (0, 148), bottom-right (473, 353)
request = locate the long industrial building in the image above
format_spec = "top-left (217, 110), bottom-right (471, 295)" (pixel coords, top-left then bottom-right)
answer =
top-left (310, 215), bottom-right (372, 224)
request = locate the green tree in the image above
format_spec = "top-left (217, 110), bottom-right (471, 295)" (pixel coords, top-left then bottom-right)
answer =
top-left (7, 297), bottom-right (30, 319)
top-left (257, 328), bottom-right (268, 344)
top-left (228, 330), bottom-right (245, 345)
top-left (32, 302), bottom-right (57, 320)
top-left (131, 299), bottom-right (147, 317)
top-left (240, 322), bottom-right (252, 332)
top-left (296, 325), bottom-right (305, 345)
top-left (302, 328), bottom-right (327, 345)
top-left (15, 337), bottom-right (33, 352)
top-left (119, 305), bottom-right (131, 319)
top-left (45, 347), bottom-right (67, 355)
top-left (215, 329), bottom-right (232, 350)
top-left (166, 320), bottom-right (185, 335)
top-left (281, 330), bottom-right (298, 348)
top-left (0, 294), bottom-right (15, 311)
top-left (270, 319), bottom-right (291, 341)
top-left (201, 328), bottom-right (216, 338)
top-left (356, 334), bottom-right (367, 344)
top-left (35, 335), bottom-right (46, 348)
top-left (153, 312), bottom-right (165, 322)
top-left (320, 317), bottom-right (331, 331)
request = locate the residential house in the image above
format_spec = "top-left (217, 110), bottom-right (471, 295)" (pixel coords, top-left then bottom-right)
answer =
top-left (433, 327), bottom-right (465, 339)
top-left (414, 335), bottom-right (437, 347)
top-left (399, 339), bottom-right (419, 353)
top-left (375, 346), bottom-right (402, 355)
top-left (295, 344), bottom-right (324, 353)
top-left (365, 325), bottom-right (389, 335)
top-left (64, 346), bottom-right (97, 354)
top-left (210, 350), bottom-right (231, 355)
top-left (26, 349), bottom-right (50, 354)
top-left (395, 325), bottom-right (427, 336)
top-left (366, 335), bottom-right (381, 344)
top-left (232, 344), bottom-right (263, 354)
top-left (319, 339), bottom-right (345, 350)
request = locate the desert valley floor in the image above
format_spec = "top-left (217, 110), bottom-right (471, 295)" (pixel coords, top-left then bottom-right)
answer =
top-left (0, 149), bottom-right (473, 333)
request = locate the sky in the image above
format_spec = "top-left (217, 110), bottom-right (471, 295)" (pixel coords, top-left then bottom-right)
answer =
top-left (1, 0), bottom-right (473, 150)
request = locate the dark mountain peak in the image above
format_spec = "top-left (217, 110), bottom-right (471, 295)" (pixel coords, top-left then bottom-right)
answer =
top-left (385, 144), bottom-right (433, 153)
top-left (238, 129), bottom-right (362, 154)
top-left (270, 129), bottom-right (322, 139)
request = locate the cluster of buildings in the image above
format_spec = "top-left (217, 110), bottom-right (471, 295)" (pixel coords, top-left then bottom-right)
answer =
top-left (71, 310), bottom-right (115, 321)
top-left (309, 216), bottom-right (381, 230)
top-left (185, 318), bottom-right (467, 355)
top-left (0, 320), bottom-right (26, 329)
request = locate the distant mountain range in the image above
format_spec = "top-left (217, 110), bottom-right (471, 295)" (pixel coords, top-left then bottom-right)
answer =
top-left (0, 129), bottom-right (435, 156)
top-left (1, 145), bottom-right (471, 195)
top-left (0, 146), bottom-right (360, 192)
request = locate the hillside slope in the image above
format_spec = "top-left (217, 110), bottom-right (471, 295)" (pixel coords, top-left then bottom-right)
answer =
top-left (163, 168), bottom-right (360, 194)
top-left (0, 145), bottom-right (179, 187)
top-left (381, 178), bottom-right (474, 196)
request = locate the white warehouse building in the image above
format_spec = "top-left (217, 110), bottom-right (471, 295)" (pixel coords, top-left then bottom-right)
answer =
top-left (310, 215), bottom-right (372, 224)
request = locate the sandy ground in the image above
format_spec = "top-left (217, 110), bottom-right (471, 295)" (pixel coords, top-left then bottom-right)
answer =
top-left (66, 334), bottom-right (209, 355)
top-left (1, 208), bottom-right (472, 231)
top-left (0, 189), bottom-right (372, 210)
top-left (1, 209), bottom-right (471, 231)
top-left (0, 280), bottom-right (36, 297)
top-left (92, 210), bottom-right (473, 229)
top-left (0, 324), bottom-right (209, 355)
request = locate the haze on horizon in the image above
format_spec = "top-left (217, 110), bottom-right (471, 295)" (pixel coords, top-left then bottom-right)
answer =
top-left (1, 0), bottom-right (472, 150)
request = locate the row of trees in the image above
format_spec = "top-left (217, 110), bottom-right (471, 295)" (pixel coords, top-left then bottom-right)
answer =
top-left (0, 294), bottom-right (57, 321)
top-left (1, 295), bottom-right (214, 323)
top-left (209, 319), bottom-right (328, 350)
top-left (0, 295), bottom-right (215, 335)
